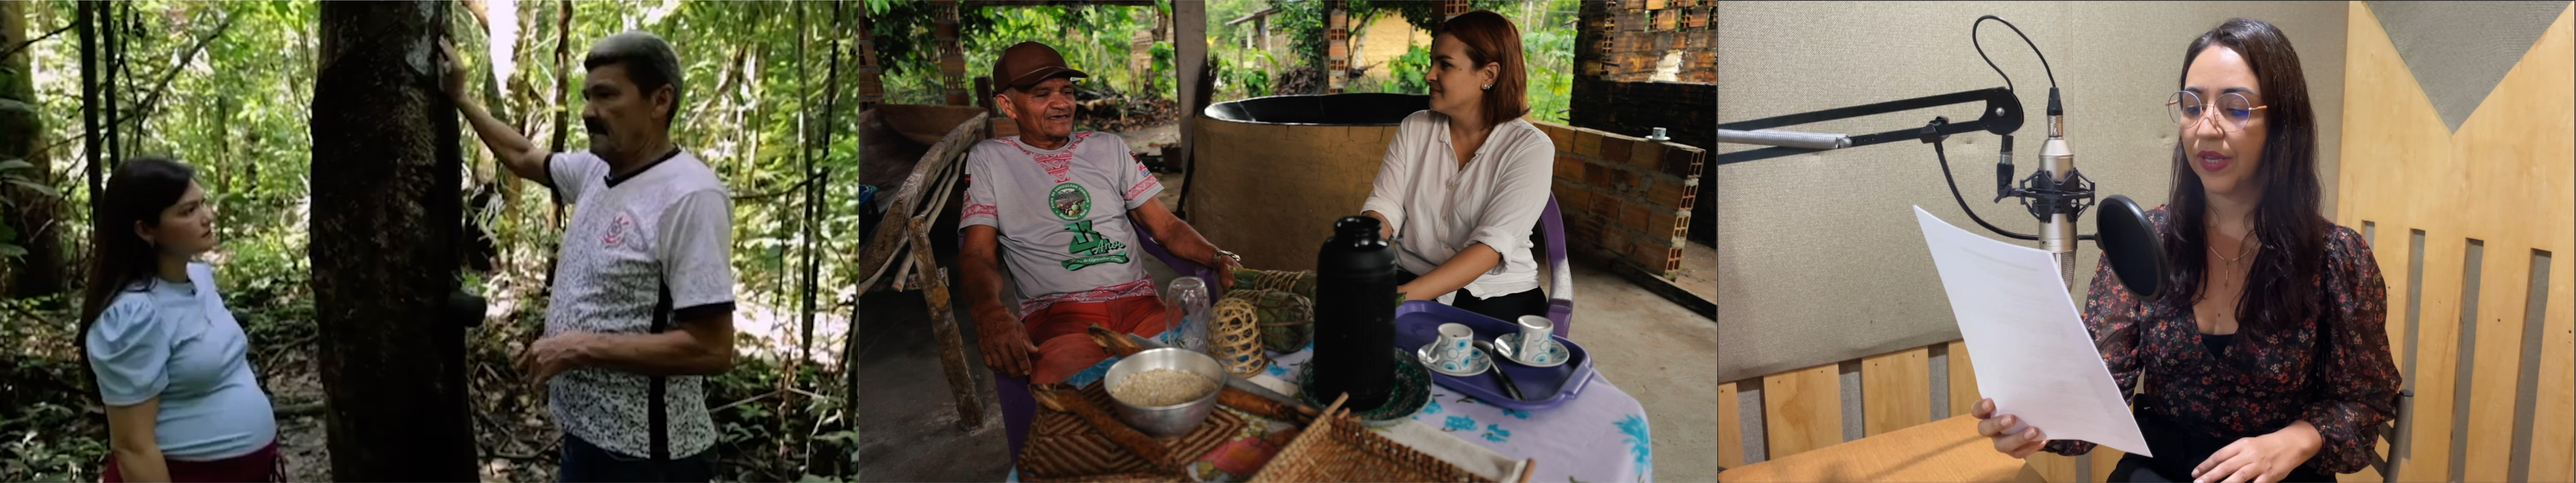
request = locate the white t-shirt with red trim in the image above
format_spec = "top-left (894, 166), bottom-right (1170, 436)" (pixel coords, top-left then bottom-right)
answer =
top-left (959, 132), bottom-right (1164, 316)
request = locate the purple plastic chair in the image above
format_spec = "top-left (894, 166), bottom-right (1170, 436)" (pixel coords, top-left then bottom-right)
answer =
top-left (992, 198), bottom-right (1572, 464)
top-left (1539, 195), bottom-right (1577, 338)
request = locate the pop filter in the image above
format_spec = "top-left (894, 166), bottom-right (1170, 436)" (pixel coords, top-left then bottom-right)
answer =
top-left (2094, 195), bottom-right (2166, 298)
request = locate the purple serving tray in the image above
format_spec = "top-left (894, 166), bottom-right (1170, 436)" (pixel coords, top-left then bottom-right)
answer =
top-left (1391, 300), bottom-right (1595, 410)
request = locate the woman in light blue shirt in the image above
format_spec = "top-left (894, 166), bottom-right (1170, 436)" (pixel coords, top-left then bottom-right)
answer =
top-left (77, 157), bottom-right (280, 482)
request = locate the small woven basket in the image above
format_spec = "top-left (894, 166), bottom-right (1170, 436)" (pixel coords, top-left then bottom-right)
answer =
top-left (1224, 289), bottom-right (1315, 352)
top-left (1210, 297), bottom-right (1269, 378)
top-left (1234, 268), bottom-right (1318, 299)
top-left (1246, 399), bottom-right (1500, 483)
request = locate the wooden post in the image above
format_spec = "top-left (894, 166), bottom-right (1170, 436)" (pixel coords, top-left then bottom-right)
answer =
top-left (909, 215), bottom-right (987, 430)
top-left (854, 1), bottom-right (882, 113)
top-left (975, 76), bottom-right (993, 116)
top-left (937, 0), bottom-right (967, 105)
top-left (1325, 1), bottom-right (1347, 94)
top-left (1174, 0), bottom-right (1204, 218)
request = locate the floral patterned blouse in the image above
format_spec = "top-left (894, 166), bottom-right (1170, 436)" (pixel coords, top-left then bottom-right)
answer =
top-left (2041, 206), bottom-right (2402, 475)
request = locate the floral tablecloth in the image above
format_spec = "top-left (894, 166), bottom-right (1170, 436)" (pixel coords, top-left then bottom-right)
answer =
top-left (1021, 344), bottom-right (1654, 483)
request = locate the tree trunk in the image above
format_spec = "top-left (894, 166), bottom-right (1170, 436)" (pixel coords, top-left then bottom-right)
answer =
top-left (2, 0), bottom-right (67, 300)
top-left (77, 1), bottom-right (99, 227)
top-left (309, 2), bottom-right (479, 481)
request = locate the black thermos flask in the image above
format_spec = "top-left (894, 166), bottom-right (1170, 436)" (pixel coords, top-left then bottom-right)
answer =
top-left (1311, 215), bottom-right (1397, 411)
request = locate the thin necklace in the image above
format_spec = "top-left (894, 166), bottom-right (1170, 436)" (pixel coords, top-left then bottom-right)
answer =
top-left (2209, 222), bottom-right (2258, 289)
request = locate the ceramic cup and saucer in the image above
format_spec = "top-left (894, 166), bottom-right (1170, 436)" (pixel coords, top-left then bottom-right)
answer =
top-left (1415, 322), bottom-right (1495, 376)
top-left (1491, 315), bottom-right (1570, 368)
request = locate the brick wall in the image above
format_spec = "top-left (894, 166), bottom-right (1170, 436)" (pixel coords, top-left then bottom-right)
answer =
top-left (1533, 120), bottom-right (1704, 278)
top-left (1577, 0), bottom-right (1714, 83)
top-left (1571, 0), bottom-right (1715, 245)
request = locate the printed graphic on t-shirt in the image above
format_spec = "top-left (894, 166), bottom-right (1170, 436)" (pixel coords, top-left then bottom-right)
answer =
top-left (1050, 183), bottom-right (1091, 220)
top-left (959, 132), bottom-right (1163, 313)
top-left (1061, 219), bottom-right (1130, 270)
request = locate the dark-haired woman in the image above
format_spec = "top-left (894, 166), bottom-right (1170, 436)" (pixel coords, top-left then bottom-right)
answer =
top-left (80, 157), bottom-right (281, 483)
top-left (1968, 19), bottom-right (2400, 483)
top-left (1360, 10), bottom-right (1556, 323)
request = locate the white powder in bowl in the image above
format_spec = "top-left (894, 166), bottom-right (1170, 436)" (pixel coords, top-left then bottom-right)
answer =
top-left (1111, 368), bottom-right (1218, 407)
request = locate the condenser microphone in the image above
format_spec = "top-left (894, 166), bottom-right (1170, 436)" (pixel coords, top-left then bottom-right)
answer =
top-left (2037, 88), bottom-right (2079, 288)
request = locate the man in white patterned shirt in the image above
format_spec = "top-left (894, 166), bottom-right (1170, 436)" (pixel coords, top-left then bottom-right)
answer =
top-left (960, 42), bottom-right (1239, 389)
top-left (441, 31), bottom-right (734, 482)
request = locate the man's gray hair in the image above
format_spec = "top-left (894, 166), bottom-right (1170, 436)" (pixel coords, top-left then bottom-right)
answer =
top-left (584, 30), bottom-right (683, 125)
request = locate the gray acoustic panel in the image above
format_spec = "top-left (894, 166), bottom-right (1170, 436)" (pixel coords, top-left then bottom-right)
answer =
top-left (2510, 249), bottom-right (2552, 482)
top-left (2363, 1), bottom-right (2573, 131)
top-left (2449, 239), bottom-right (2485, 483)
top-left (1739, 384), bottom-right (1768, 464)
top-left (1717, 1), bottom-right (2347, 382)
top-left (1839, 361), bottom-right (1864, 443)
top-left (1930, 346), bottom-right (1952, 418)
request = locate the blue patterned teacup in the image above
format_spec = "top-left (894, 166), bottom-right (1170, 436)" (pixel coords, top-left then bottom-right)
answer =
top-left (1515, 316), bottom-right (1555, 364)
top-left (1436, 323), bottom-right (1475, 371)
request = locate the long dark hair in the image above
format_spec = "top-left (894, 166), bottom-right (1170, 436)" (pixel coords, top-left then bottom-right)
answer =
top-left (77, 157), bottom-right (198, 389)
top-left (2160, 19), bottom-right (2327, 342)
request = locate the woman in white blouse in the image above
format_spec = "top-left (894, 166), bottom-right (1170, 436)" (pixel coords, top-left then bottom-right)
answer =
top-left (1361, 10), bottom-right (1557, 322)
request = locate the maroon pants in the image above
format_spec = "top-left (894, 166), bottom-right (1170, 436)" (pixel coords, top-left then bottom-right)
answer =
top-left (102, 440), bottom-right (282, 483)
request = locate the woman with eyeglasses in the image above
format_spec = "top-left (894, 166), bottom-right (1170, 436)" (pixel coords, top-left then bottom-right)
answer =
top-left (1967, 19), bottom-right (2400, 483)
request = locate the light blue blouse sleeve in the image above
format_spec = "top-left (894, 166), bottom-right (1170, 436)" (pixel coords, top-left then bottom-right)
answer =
top-left (86, 293), bottom-right (170, 406)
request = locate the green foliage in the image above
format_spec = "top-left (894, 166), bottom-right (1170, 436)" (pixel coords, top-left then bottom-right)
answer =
top-left (1381, 43), bottom-right (1431, 95)
top-left (1147, 40), bottom-right (1174, 98)
top-left (1274, 0), bottom-right (1326, 74)
top-left (0, 158), bottom-right (59, 259)
top-left (1216, 0), bottom-right (1576, 123)
top-left (1349, 0), bottom-right (1517, 33)
top-left (0, 294), bottom-right (102, 483)
top-left (1518, 0), bottom-right (1580, 124)
top-left (1211, 51), bottom-right (1273, 99)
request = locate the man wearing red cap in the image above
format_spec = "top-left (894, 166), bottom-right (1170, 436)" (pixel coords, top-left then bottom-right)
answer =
top-left (958, 41), bottom-right (1239, 388)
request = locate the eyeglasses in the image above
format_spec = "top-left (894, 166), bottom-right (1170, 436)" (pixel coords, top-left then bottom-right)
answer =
top-left (2167, 90), bottom-right (2266, 133)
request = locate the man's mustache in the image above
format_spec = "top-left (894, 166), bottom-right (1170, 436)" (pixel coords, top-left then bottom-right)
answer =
top-left (585, 117), bottom-right (611, 137)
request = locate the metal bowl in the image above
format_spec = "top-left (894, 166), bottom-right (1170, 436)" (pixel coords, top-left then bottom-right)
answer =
top-left (1103, 348), bottom-right (1228, 438)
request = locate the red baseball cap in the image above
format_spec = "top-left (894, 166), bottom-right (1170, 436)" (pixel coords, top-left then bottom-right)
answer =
top-left (992, 41), bottom-right (1089, 90)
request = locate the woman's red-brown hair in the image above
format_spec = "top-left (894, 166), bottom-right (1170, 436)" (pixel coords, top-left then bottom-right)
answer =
top-left (1440, 10), bottom-right (1528, 131)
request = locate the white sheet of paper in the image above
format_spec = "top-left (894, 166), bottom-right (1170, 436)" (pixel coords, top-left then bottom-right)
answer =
top-left (1913, 206), bottom-right (2152, 457)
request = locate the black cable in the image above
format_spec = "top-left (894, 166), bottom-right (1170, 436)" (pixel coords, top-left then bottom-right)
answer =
top-left (1972, 15), bottom-right (2054, 92)
top-left (1952, 16), bottom-right (2110, 242)
top-left (1932, 137), bottom-right (2037, 241)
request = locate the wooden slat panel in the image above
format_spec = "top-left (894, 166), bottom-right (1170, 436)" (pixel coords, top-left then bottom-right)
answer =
top-left (2533, 250), bottom-right (2575, 483)
top-left (2463, 242), bottom-right (2527, 483)
top-left (2405, 237), bottom-right (2466, 483)
top-left (1948, 340), bottom-right (1981, 418)
top-left (2026, 452), bottom-right (2078, 483)
top-left (2340, 2), bottom-right (2470, 479)
top-left (1862, 347), bottom-right (1931, 436)
top-left (1720, 380), bottom-right (1745, 468)
top-left (2088, 449), bottom-right (2123, 483)
top-left (1957, 336), bottom-right (2072, 482)
top-left (1762, 363), bottom-right (1842, 458)
top-left (2450, 5), bottom-right (2576, 481)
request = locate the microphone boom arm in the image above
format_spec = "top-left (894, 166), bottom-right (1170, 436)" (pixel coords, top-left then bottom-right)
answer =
top-left (1717, 87), bottom-right (2023, 165)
